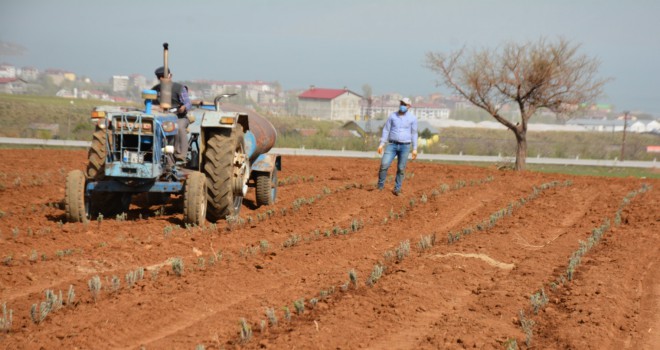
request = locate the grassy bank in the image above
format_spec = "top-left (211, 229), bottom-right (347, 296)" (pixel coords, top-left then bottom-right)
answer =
top-left (0, 94), bottom-right (132, 140)
top-left (1, 93), bottom-right (658, 166)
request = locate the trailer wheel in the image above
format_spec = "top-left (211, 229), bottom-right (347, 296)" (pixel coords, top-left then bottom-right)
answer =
top-left (203, 128), bottom-right (247, 221)
top-left (183, 171), bottom-right (207, 225)
top-left (65, 170), bottom-right (89, 223)
top-left (255, 168), bottom-right (277, 206)
top-left (86, 127), bottom-right (110, 180)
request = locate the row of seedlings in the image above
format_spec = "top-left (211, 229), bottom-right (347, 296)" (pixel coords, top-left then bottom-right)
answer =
top-left (277, 175), bottom-right (315, 187)
top-left (447, 180), bottom-right (572, 244)
top-left (226, 268), bottom-right (364, 346)
top-left (224, 179), bottom-right (372, 231)
top-left (382, 175), bottom-right (495, 224)
top-left (506, 183), bottom-right (652, 349)
top-left (29, 286), bottom-right (76, 325)
top-left (219, 231), bottom-right (439, 346)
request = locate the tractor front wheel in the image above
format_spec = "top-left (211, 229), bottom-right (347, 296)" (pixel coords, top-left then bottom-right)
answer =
top-left (65, 170), bottom-right (89, 223)
top-left (183, 171), bottom-right (207, 226)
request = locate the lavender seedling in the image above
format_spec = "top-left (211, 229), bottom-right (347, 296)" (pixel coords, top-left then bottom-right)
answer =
top-left (0, 303), bottom-right (12, 332)
top-left (349, 269), bottom-right (358, 289)
top-left (417, 234), bottom-right (434, 251)
top-left (111, 275), bottom-right (121, 292)
top-left (503, 338), bottom-right (518, 350)
top-left (29, 249), bottom-right (38, 263)
top-left (88, 275), bottom-right (101, 302)
top-left (282, 234), bottom-right (301, 248)
top-left (395, 240), bottom-right (410, 261)
top-left (519, 310), bottom-right (535, 347)
top-left (171, 257), bottom-right (184, 276)
top-left (150, 267), bottom-right (160, 280)
top-left (293, 299), bottom-right (305, 315)
top-left (309, 298), bottom-right (318, 308)
top-left (350, 218), bottom-right (363, 232)
top-left (283, 306), bottom-right (291, 321)
top-left (266, 307), bottom-right (277, 327)
top-left (239, 318), bottom-right (252, 343)
top-left (136, 267), bottom-right (144, 280)
top-left (30, 302), bottom-right (50, 324)
top-left (530, 287), bottom-right (549, 315)
top-left (366, 264), bottom-right (384, 287)
top-left (259, 240), bottom-right (269, 253)
top-left (125, 271), bottom-right (136, 288)
top-left (67, 285), bottom-right (75, 305)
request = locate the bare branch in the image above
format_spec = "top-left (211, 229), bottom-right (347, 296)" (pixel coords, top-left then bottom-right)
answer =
top-left (425, 37), bottom-right (608, 170)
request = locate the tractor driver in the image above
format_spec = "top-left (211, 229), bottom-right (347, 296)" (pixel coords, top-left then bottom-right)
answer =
top-left (152, 66), bottom-right (192, 164)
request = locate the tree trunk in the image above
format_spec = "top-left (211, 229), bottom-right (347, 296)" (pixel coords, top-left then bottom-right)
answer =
top-left (514, 129), bottom-right (527, 171)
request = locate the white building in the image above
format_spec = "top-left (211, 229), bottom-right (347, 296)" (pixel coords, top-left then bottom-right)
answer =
top-left (0, 64), bottom-right (17, 78)
top-left (298, 87), bottom-right (362, 121)
top-left (19, 66), bottom-right (39, 81)
top-left (412, 103), bottom-right (451, 120)
top-left (646, 120), bottom-right (660, 132)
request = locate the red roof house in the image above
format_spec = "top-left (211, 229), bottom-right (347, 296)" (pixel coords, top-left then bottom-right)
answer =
top-left (297, 86), bottom-right (362, 121)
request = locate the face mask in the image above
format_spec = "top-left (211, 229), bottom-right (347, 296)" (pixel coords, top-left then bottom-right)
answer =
top-left (399, 105), bottom-right (408, 113)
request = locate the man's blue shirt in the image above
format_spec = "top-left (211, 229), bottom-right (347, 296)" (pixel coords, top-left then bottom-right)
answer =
top-left (380, 111), bottom-right (418, 150)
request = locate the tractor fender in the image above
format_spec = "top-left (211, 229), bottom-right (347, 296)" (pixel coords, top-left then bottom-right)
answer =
top-left (200, 111), bottom-right (248, 131)
top-left (199, 111), bottom-right (250, 161)
top-left (251, 153), bottom-right (281, 174)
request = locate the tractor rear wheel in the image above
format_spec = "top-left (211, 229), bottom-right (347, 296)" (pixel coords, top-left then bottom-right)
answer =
top-left (255, 168), bottom-right (277, 206)
top-left (203, 128), bottom-right (247, 222)
top-left (65, 170), bottom-right (89, 223)
top-left (183, 171), bottom-right (207, 226)
top-left (86, 127), bottom-right (110, 179)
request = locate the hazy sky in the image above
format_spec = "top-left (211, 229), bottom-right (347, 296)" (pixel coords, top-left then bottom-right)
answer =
top-left (1, 0), bottom-right (659, 114)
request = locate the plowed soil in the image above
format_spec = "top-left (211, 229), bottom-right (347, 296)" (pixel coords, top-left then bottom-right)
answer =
top-left (0, 149), bottom-right (658, 350)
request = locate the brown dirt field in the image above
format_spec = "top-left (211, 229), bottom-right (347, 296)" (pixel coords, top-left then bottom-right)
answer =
top-left (0, 149), bottom-right (658, 350)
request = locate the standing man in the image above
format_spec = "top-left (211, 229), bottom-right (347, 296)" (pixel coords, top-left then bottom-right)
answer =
top-left (377, 97), bottom-right (418, 196)
top-left (152, 66), bottom-right (192, 163)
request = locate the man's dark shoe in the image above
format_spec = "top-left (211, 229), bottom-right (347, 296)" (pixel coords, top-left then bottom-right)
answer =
top-left (392, 189), bottom-right (401, 196)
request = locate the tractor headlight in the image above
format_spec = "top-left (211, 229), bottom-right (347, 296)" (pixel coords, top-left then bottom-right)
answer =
top-left (91, 110), bottom-right (106, 119)
top-left (161, 121), bottom-right (177, 132)
top-left (220, 117), bottom-right (235, 125)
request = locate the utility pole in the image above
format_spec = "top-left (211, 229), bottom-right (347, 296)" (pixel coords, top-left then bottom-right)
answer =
top-left (620, 110), bottom-right (629, 161)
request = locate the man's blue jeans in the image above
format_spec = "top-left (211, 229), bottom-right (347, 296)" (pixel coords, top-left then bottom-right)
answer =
top-left (377, 142), bottom-right (411, 192)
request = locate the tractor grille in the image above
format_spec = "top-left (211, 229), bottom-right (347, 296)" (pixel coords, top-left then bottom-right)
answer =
top-left (112, 115), bottom-right (156, 164)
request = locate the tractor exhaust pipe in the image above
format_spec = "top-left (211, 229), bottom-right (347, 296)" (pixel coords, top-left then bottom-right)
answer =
top-left (159, 42), bottom-right (173, 109)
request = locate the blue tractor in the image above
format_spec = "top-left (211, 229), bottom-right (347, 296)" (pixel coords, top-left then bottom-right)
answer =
top-left (64, 45), bottom-right (280, 225)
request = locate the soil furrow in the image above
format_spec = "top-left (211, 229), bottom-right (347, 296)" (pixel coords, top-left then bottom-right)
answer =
top-left (0, 150), bottom-right (657, 350)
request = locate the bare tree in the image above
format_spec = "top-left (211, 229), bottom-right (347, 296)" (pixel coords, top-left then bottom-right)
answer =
top-left (426, 38), bottom-right (608, 170)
